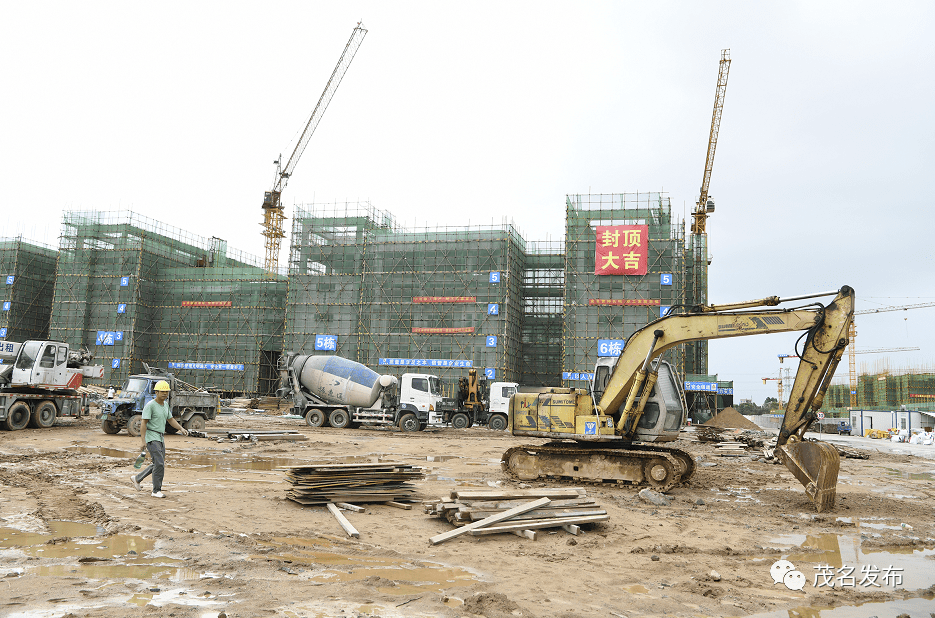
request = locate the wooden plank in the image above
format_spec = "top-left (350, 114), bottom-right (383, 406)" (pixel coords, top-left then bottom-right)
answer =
top-left (326, 503), bottom-right (360, 538)
top-left (429, 497), bottom-right (551, 545)
top-left (462, 498), bottom-right (595, 510)
top-left (467, 514), bottom-right (609, 535)
top-left (451, 489), bottom-right (583, 501)
top-left (511, 530), bottom-right (538, 540)
top-left (384, 501), bottom-right (413, 510)
top-left (462, 508), bottom-right (606, 522)
top-left (561, 524), bottom-right (580, 536)
top-left (335, 502), bottom-right (366, 512)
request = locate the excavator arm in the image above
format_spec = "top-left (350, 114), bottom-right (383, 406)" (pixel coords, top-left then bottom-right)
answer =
top-left (599, 285), bottom-right (854, 511)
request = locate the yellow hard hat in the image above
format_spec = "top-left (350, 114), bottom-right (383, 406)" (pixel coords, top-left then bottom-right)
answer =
top-left (154, 380), bottom-right (171, 391)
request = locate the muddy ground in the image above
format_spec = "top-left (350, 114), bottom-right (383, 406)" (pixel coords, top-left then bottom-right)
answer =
top-left (1, 411), bottom-right (934, 618)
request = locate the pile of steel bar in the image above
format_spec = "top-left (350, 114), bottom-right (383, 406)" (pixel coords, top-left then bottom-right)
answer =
top-left (424, 488), bottom-right (607, 543)
top-left (283, 462), bottom-right (425, 505)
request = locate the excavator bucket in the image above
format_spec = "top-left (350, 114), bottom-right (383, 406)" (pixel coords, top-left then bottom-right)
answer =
top-left (777, 441), bottom-right (840, 512)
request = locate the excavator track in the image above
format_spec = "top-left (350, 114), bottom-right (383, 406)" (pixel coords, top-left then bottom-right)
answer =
top-left (501, 441), bottom-right (695, 492)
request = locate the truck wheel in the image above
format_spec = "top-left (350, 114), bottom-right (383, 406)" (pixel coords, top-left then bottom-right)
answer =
top-left (184, 415), bottom-right (205, 431)
top-left (127, 414), bottom-right (143, 437)
top-left (29, 400), bottom-right (58, 429)
top-left (488, 414), bottom-right (508, 432)
top-left (398, 413), bottom-right (419, 432)
top-left (3, 401), bottom-right (31, 431)
top-left (305, 408), bottom-right (326, 427)
top-left (101, 418), bottom-right (121, 434)
top-left (328, 409), bottom-right (350, 429)
top-left (451, 412), bottom-right (471, 429)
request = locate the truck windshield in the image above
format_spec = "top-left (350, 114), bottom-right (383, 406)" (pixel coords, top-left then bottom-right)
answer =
top-left (122, 378), bottom-right (150, 395)
top-left (429, 376), bottom-right (441, 395)
top-left (14, 341), bottom-right (42, 370)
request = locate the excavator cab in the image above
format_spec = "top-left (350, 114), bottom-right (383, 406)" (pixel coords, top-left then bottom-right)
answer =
top-left (592, 357), bottom-right (685, 443)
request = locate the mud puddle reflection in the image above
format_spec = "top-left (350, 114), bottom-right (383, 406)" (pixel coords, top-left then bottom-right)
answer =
top-left (768, 532), bottom-right (935, 589)
top-left (0, 520), bottom-right (206, 581)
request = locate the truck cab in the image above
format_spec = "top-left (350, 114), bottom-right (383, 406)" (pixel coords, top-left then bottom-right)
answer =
top-left (100, 372), bottom-right (219, 436)
top-left (400, 373), bottom-right (444, 424)
top-left (4, 340), bottom-right (100, 390)
top-left (486, 381), bottom-right (518, 431)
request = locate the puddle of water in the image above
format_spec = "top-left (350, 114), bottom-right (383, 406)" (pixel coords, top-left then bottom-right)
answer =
top-left (0, 520), bottom-right (203, 581)
top-left (443, 596), bottom-right (464, 607)
top-left (128, 593), bottom-right (153, 607)
top-left (768, 533), bottom-right (935, 590)
top-left (860, 522), bottom-right (902, 531)
top-left (67, 445), bottom-right (138, 459)
top-left (884, 467), bottom-right (935, 481)
top-left (0, 521), bottom-right (153, 558)
top-left (746, 595), bottom-right (935, 618)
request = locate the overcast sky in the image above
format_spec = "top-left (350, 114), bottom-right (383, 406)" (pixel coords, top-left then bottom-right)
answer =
top-left (2, 2), bottom-right (933, 404)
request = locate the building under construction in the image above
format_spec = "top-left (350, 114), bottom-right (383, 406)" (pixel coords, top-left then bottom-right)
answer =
top-left (0, 237), bottom-right (58, 342)
top-left (822, 367), bottom-right (935, 414)
top-left (48, 212), bottom-right (287, 395)
top-left (6, 194), bottom-right (713, 395)
top-left (286, 193), bottom-right (700, 387)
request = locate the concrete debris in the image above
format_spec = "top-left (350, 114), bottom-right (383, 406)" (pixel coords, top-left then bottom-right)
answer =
top-left (638, 488), bottom-right (671, 507)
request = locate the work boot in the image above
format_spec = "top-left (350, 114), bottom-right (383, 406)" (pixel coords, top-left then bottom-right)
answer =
top-left (151, 491), bottom-right (165, 498)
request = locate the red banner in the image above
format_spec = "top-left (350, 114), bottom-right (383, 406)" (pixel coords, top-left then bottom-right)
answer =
top-left (182, 301), bottom-right (232, 307)
top-left (589, 299), bottom-right (660, 306)
top-left (412, 327), bottom-right (475, 334)
top-left (594, 225), bottom-right (648, 276)
top-left (412, 296), bottom-right (475, 303)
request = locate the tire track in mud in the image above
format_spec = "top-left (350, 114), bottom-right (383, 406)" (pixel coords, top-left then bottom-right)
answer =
top-left (0, 450), bottom-right (115, 526)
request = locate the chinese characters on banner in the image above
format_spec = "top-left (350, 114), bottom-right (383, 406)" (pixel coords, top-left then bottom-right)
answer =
top-left (594, 225), bottom-right (648, 276)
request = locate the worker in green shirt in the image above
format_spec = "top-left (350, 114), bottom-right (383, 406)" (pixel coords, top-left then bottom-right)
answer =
top-left (131, 380), bottom-right (188, 498)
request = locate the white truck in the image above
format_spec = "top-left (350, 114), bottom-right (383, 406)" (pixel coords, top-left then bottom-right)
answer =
top-left (437, 369), bottom-right (518, 430)
top-left (0, 340), bottom-right (104, 431)
top-left (278, 353), bottom-right (443, 432)
top-left (486, 381), bottom-right (519, 430)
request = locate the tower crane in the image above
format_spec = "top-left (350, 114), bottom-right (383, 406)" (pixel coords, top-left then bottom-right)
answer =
top-left (685, 49), bottom-right (731, 376)
top-left (691, 49), bottom-right (731, 235)
top-left (847, 301), bottom-right (935, 407)
top-left (261, 22), bottom-right (368, 273)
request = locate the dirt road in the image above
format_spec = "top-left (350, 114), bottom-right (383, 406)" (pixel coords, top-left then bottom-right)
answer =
top-left (1, 412), bottom-right (933, 617)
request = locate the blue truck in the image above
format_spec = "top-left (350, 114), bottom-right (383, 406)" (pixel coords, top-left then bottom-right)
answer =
top-left (99, 366), bottom-right (219, 436)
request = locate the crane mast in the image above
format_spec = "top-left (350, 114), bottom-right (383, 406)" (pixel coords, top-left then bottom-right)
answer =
top-left (262, 22), bottom-right (368, 273)
top-left (691, 49), bottom-right (731, 235)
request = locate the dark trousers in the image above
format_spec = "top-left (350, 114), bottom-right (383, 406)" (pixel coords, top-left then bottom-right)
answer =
top-left (135, 440), bottom-right (165, 492)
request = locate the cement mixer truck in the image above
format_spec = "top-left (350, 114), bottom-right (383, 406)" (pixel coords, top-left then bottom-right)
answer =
top-left (278, 353), bottom-right (442, 432)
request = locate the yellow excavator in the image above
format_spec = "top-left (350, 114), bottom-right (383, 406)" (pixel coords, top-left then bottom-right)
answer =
top-left (502, 286), bottom-right (854, 512)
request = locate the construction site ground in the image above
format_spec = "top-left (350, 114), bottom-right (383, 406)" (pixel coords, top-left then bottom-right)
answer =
top-left (1, 412), bottom-right (934, 618)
